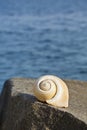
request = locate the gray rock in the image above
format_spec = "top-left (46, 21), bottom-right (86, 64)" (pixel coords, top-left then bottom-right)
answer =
top-left (0, 78), bottom-right (87, 130)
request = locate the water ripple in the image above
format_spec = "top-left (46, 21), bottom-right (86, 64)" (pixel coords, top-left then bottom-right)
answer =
top-left (0, 1), bottom-right (87, 91)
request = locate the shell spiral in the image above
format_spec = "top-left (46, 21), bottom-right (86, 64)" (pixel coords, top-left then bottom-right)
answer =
top-left (34, 75), bottom-right (69, 107)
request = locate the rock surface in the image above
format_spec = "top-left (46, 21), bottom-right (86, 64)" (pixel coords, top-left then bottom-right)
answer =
top-left (0, 78), bottom-right (87, 130)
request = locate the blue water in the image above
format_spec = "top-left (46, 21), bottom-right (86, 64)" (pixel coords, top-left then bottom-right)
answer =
top-left (0, 0), bottom-right (87, 92)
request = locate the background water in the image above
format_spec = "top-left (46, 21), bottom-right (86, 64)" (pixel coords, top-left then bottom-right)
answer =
top-left (0, 0), bottom-right (87, 92)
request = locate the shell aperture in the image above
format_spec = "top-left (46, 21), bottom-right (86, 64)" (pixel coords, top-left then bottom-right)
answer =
top-left (34, 75), bottom-right (69, 108)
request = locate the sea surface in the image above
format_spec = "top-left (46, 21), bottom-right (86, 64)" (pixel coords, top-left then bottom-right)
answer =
top-left (0, 0), bottom-right (87, 92)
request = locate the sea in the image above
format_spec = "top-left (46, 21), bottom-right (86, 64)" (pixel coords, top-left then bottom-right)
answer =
top-left (0, 0), bottom-right (87, 92)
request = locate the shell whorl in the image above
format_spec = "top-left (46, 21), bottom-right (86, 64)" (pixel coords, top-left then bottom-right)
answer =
top-left (34, 78), bottom-right (56, 101)
top-left (34, 75), bottom-right (69, 108)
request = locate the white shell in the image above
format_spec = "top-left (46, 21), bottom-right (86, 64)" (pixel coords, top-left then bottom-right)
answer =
top-left (34, 75), bottom-right (69, 108)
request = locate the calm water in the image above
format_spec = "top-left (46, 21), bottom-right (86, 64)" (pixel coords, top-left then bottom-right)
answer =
top-left (0, 0), bottom-right (87, 92)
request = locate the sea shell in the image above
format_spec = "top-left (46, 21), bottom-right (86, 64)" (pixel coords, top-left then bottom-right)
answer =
top-left (34, 75), bottom-right (69, 108)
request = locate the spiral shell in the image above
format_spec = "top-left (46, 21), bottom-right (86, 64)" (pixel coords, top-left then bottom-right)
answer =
top-left (34, 75), bottom-right (69, 107)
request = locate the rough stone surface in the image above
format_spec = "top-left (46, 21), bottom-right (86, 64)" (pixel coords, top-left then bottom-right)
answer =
top-left (0, 78), bottom-right (87, 130)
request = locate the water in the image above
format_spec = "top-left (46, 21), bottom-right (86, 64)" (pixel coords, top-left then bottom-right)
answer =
top-left (0, 0), bottom-right (87, 92)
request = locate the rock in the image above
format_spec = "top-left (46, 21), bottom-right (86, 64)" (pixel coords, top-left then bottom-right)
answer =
top-left (0, 78), bottom-right (87, 130)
